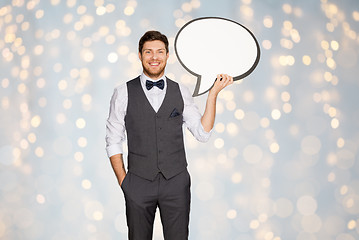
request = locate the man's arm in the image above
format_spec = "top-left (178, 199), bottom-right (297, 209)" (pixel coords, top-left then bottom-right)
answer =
top-left (201, 74), bottom-right (233, 132)
top-left (106, 85), bottom-right (128, 186)
top-left (110, 153), bottom-right (127, 186)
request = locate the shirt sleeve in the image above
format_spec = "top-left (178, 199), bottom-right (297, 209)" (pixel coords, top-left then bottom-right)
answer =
top-left (105, 84), bottom-right (128, 157)
top-left (179, 84), bottom-right (212, 142)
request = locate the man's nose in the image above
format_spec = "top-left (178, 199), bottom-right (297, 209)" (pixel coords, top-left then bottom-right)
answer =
top-left (152, 52), bottom-right (159, 59)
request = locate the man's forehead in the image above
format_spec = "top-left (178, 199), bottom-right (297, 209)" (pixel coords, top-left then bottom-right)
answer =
top-left (143, 47), bottom-right (166, 50)
top-left (143, 40), bottom-right (165, 48)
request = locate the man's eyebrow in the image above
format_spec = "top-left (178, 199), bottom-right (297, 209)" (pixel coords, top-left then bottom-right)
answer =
top-left (143, 48), bottom-right (166, 51)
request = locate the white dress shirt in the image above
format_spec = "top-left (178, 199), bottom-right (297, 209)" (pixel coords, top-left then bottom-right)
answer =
top-left (105, 73), bottom-right (212, 157)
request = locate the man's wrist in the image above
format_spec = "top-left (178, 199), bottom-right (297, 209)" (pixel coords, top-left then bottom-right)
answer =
top-left (208, 89), bottom-right (219, 100)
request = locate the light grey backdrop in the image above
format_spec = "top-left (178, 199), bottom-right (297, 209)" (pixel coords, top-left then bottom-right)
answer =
top-left (1, 0), bottom-right (359, 239)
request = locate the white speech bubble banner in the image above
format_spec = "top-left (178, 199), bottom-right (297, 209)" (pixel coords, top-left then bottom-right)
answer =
top-left (175, 17), bottom-right (260, 96)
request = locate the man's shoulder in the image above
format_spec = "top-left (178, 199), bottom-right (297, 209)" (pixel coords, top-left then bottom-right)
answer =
top-left (166, 77), bottom-right (175, 84)
top-left (166, 77), bottom-right (185, 90)
top-left (165, 78), bottom-right (193, 101)
top-left (176, 81), bottom-right (192, 97)
top-left (126, 76), bottom-right (141, 85)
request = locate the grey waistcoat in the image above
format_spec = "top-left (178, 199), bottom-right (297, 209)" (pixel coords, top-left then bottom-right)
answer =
top-left (125, 77), bottom-right (187, 181)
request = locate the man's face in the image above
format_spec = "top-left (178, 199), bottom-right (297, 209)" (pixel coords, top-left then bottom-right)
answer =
top-left (139, 40), bottom-right (169, 80)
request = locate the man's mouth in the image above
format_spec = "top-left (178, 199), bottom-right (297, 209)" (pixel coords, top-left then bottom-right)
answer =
top-left (149, 62), bottom-right (160, 66)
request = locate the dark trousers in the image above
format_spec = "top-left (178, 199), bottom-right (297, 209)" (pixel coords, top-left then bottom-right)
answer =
top-left (121, 169), bottom-right (191, 240)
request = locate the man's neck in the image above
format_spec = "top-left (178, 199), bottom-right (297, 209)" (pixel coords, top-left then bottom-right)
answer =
top-left (143, 72), bottom-right (165, 81)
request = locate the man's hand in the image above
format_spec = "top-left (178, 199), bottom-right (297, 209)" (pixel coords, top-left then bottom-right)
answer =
top-left (201, 74), bottom-right (234, 132)
top-left (208, 74), bottom-right (234, 97)
top-left (109, 154), bottom-right (127, 186)
top-left (119, 174), bottom-right (126, 186)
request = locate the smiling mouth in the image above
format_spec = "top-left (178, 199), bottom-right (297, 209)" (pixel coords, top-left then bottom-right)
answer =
top-left (149, 62), bottom-right (160, 66)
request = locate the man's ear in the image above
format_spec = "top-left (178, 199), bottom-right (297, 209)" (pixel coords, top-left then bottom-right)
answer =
top-left (138, 52), bottom-right (142, 61)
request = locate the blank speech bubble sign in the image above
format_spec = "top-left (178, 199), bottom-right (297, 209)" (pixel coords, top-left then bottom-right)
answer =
top-left (175, 17), bottom-right (260, 97)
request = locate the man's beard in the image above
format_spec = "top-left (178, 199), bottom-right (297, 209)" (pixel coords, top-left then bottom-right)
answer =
top-left (142, 63), bottom-right (166, 79)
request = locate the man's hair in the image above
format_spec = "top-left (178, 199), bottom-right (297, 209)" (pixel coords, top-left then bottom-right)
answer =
top-left (138, 30), bottom-right (169, 54)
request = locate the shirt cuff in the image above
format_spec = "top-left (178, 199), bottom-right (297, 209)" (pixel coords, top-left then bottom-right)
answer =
top-left (198, 123), bottom-right (212, 142)
top-left (106, 144), bottom-right (123, 158)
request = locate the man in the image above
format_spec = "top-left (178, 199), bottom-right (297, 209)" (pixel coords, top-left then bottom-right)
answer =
top-left (106, 30), bottom-right (233, 240)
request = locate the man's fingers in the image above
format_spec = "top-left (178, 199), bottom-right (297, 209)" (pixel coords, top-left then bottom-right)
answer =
top-left (217, 74), bottom-right (228, 82)
top-left (221, 74), bottom-right (231, 85)
top-left (213, 74), bottom-right (233, 92)
top-left (226, 76), bottom-right (234, 86)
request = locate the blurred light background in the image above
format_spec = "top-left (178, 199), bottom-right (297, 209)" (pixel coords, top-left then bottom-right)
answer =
top-left (1, 0), bottom-right (359, 239)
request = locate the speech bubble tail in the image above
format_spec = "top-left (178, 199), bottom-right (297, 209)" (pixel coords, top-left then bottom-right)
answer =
top-left (192, 76), bottom-right (202, 97)
top-left (192, 75), bottom-right (215, 97)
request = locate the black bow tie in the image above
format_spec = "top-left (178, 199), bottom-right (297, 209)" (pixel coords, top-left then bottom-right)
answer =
top-left (146, 79), bottom-right (164, 90)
